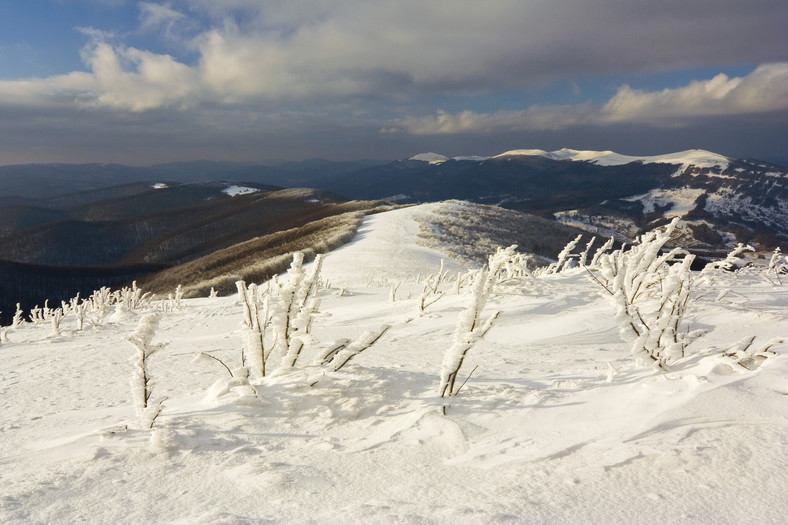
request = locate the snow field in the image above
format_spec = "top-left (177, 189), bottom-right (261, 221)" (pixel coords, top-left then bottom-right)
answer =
top-left (1, 204), bottom-right (787, 524)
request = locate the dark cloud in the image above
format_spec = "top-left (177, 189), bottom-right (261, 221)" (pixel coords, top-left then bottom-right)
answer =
top-left (0, 1), bottom-right (786, 164)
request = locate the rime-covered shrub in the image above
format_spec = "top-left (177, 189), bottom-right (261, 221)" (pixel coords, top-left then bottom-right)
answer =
top-left (593, 218), bottom-right (706, 368)
top-left (702, 243), bottom-right (754, 273)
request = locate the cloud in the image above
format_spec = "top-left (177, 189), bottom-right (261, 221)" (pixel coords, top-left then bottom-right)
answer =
top-left (604, 63), bottom-right (788, 123)
top-left (393, 63), bottom-right (788, 134)
top-left (138, 2), bottom-right (188, 38)
top-left (177, 0), bottom-right (788, 97)
top-left (2, 1), bottom-right (787, 111)
top-left (0, 1), bottom-right (786, 163)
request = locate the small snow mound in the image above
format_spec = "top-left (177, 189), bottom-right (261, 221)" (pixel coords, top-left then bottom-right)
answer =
top-left (409, 152), bottom-right (448, 164)
top-left (222, 185), bottom-right (259, 197)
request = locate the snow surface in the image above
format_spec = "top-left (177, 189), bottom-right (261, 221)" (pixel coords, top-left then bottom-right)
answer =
top-left (1, 204), bottom-right (787, 524)
top-left (409, 152), bottom-right (449, 164)
top-left (222, 185), bottom-right (260, 197)
top-left (624, 187), bottom-right (706, 218)
top-left (493, 148), bottom-right (730, 171)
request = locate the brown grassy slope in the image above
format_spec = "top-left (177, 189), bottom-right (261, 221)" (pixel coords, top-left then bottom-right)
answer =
top-left (138, 201), bottom-right (392, 298)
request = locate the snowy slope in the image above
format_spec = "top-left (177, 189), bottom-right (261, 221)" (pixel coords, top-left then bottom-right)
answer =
top-left (493, 147), bottom-right (730, 171)
top-left (409, 152), bottom-right (449, 164)
top-left (1, 204), bottom-right (787, 525)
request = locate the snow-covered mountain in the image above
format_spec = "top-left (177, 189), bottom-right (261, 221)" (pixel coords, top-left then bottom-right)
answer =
top-left (2, 203), bottom-right (786, 524)
top-left (351, 148), bottom-right (788, 252)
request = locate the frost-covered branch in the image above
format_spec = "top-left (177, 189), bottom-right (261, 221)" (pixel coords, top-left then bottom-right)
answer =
top-left (128, 313), bottom-right (166, 430)
top-left (236, 280), bottom-right (270, 377)
top-left (439, 265), bottom-right (500, 397)
top-left (279, 253), bottom-right (324, 368)
top-left (540, 234), bottom-right (583, 275)
top-left (323, 326), bottom-right (390, 372)
top-left (766, 247), bottom-right (785, 285)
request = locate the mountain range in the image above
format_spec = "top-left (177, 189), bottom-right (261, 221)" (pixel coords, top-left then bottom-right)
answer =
top-left (1, 148), bottom-right (785, 323)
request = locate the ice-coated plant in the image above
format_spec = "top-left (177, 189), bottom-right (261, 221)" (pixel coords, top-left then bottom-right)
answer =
top-left (278, 253), bottom-right (324, 368)
top-left (592, 218), bottom-right (706, 368)
top-left (589, 236), bottom-right (615, 268)
top-left (538, 234), bottom-right (583, 275)
top-left (236, 279), bottom-right (271, 377)
top-left (439, 247), bottom-right (510, 398)
top-left (12, 303), bottom-right (24, 328)
top-left (232, 252), bottom-right (325, 379)
top-left (488, 244), bottom-right (533, 281)
top-left (577, 236), bottom-right (596, 268)
top-left (766, 247), bottom-right (785, 285)
top-left (70, 295), bottom-right (89, 331)
top-left (50, 305), bottom-right (66, 336)
top-left (417, 260), bottom-right (449, 316)
top-left (316, 325), bottom-right (391, 372)
top-left (128, 313), bottom-right (166, 430)
top-left (702, 243), bottom-right (754, 273)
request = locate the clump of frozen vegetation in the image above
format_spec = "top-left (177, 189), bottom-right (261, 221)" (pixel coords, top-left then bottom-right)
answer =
top-left (417, 259), bottom-right (449, 315)
top-left (230, 252), bottom-right (326, 379)
top-left (235, 280), bottom-right (270, 377)
top-left (278, 253), bottom-right (324, 368)
top-left (538, 234), bottom-right (583, 275)
top-left (128, 313), bottom-right (166, 430)
top-left (489, 245), bottom-right (534, 281)
top-left (766, 247), bottom-right (786, 285)
top-left (722, 335), bottom-right (784, 371)
top-left (702, 243), bottom-right (754, 273)
top-left (590, 218), bottom-right (706, 368)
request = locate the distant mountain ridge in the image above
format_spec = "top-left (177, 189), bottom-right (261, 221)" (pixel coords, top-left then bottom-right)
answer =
top-left (2, 149), bottom-right (785, 253)
top-left (1, 147), bottom-right (786, 324)
top-left (331, 148), bottom-right (788, 252)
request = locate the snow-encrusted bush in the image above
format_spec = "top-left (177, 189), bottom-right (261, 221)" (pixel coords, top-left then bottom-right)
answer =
top-left (233, 252), bottom-right (324, 378)
top-left (702, 243), bottom-right (754, 273)
top-left (236, 280), bottom-right (269, 377)
top-left (277, 252), bottom-right (324, 368)
top-left (766, 247), bottom-right (786, 285)
top-left (592, 218), bottom-right (706, 368)
top-left (489, 245), bottom-right (533, 281)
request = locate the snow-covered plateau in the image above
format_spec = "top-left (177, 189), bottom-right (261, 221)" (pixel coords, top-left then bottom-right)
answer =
top-left (1, 203), bottom-right (787, 525)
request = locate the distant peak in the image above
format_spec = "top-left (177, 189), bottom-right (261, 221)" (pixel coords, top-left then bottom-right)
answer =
top-left (491, 147), bottom-right (729, 170)
top-left (409, 152), bottom-right (448, 164)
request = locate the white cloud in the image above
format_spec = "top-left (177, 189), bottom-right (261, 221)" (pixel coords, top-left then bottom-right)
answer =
top-left (138, 2), bottom-right (187, 36)
top-left (0, 1), bottom-right (786, 118)
top-left (393, 64), bottom-right (788, 134)
top-left (604, 63), bottom-right (788, 123)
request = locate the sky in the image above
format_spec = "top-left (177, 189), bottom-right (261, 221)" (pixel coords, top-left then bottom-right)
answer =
top-left (0, 0), bottom-right (787, 166)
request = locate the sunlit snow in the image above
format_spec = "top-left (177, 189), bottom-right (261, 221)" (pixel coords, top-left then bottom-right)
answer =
top-left (222, 185), bottom-right (259, 197)
top-left (1, 203), bottom-right (786, 524)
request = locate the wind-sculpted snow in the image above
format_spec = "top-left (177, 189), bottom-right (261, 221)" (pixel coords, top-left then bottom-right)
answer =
top-left (1, 204), bottom-right (787, 524)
